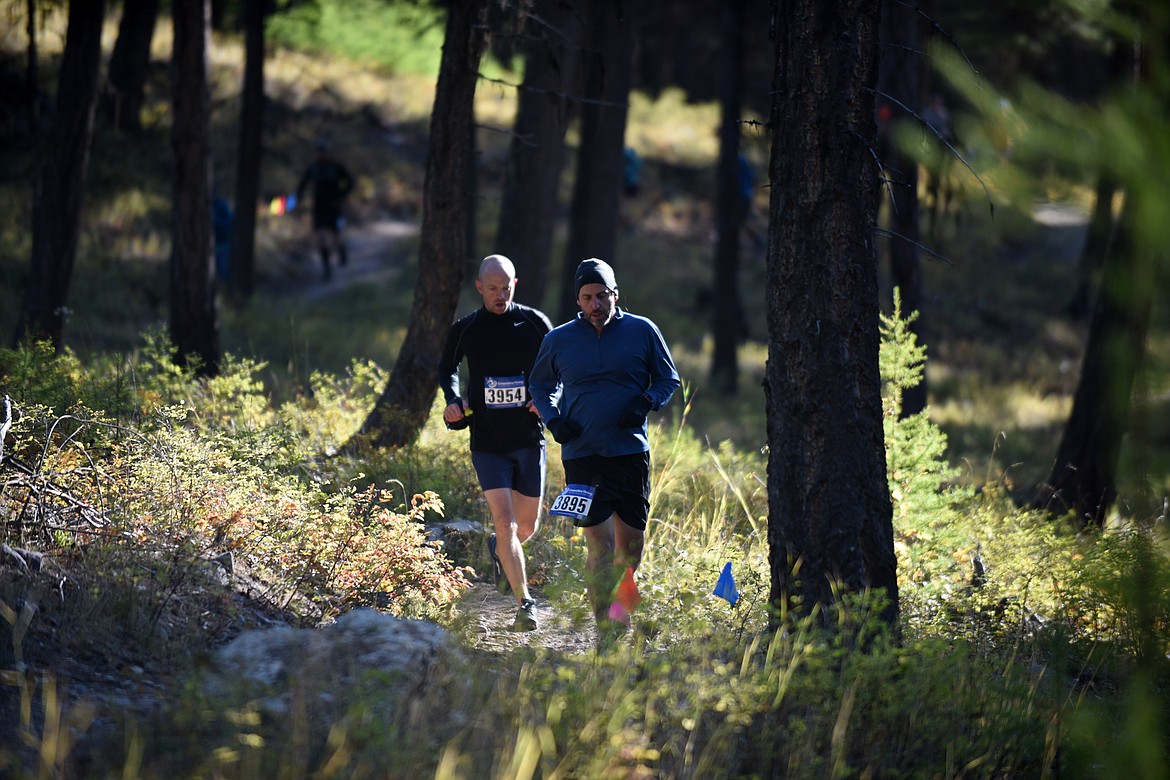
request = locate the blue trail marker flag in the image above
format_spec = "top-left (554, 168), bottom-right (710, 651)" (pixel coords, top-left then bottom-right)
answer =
top-left (713, 562), bottom-right (739, 606)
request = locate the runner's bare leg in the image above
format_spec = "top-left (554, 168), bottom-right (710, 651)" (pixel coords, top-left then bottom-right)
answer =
top-left (484, 488), bottom-right (534, 605)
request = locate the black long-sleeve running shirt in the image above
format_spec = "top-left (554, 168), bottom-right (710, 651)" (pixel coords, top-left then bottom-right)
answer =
top-left (437, 303), bottom-right (553, 453)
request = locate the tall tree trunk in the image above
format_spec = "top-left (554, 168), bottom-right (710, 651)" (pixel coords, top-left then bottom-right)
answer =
top-left (765, 0), bottom-right (897, 626)
top-left (1033, 197), bottom-right (1153, 528)
top-left (1065, 172), bottom-right (1117, 320)
top-left (14, 0), bottom-right (107, 349)
top-left (495, 0), bottom-right (580, 311)
top-left (353, 0), bottom-right (488, 450)
top-left (709, 0), bottom-right (747, 396)
top-left (1064, 28), bottom-right (1131, 321)
top-left (227, 0), bottom-right (266, 300)
top-left (1034, 15), bottom-right (1156, 528)
top-left (24, 0), bottom-right (41, 134)
top-left (170, 0), bottom-right (220, 375)
top-left (879, 0), bottom-right (926, 417)
top-left (106, 0), bottom-right (160, 133)
top-left (557, 0), bottom-right (634, 322)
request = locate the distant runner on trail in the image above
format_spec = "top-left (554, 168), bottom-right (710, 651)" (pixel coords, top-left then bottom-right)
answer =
top-left (529, 258), bottom-right (680, 647)
top-left (437, 254), bottom-right (553, 632)
top-left (295, 140), bottom-right (354, 281)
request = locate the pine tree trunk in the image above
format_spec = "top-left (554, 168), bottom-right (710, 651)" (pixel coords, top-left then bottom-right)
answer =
top-left (14, 0), bottom-right (107, 349)
top-left (494, 0), bottom-right (580, 311)
top-left (710, 0), bottom-right (747, 396)
top-left (557, 0), bottom-right (634, 322)
top-left (765, 0), bottom-right (897, 626)
top-left (879, 0), bottom-right (926, 417)
top-left (106, 0), bottom-right (160, 133)
top-left (169, 0), bottom-right (220, 375)
top-left (1033, 197), bottom-right (1152, 527)
top-left (228, 0), bottom-right (266, 300)
top-left (354, 0), bottom-right (489, 450)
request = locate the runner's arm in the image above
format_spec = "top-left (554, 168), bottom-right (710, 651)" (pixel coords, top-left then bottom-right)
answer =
top-left (643, 322), bottom-right (681, 411)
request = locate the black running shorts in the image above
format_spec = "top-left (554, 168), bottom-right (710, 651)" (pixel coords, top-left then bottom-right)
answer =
top-left (562, 451), bottom-right (651, 531)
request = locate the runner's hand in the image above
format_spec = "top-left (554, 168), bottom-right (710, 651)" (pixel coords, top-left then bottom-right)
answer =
top-left (546, 417), bottom-right (580, 444)
top-left (443, 400), bottom-right (469, 424)
top-left (618, 394), bottom-right (653, 429)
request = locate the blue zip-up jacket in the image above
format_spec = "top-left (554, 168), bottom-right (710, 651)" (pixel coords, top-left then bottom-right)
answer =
top-left (529, 308), bottom-right (680, 459)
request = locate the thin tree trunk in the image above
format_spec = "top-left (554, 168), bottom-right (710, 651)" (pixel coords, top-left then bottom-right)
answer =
top-left (25, 0), bottom-right (40, 134)
top-left (1065, 172), bottom-right (1117, 319)
top-left (557, 0), bottom-right (634, 322)
top-left (14, 0), bottom-right (107, 349)
top-left (765, 0), bottom-right (897, 626)
top-left (1065, 28), bottom-right (1133, 319)
top-left (495, 0), bottom-right (580, 310)
top-left (106, 0), bottom-right (160, 133)
top-left (353, 0), bottom-right (489, 450)
top-left (228, 0), bottom-right (266, 300)
top-left (879, 0), bottom-right (926, 417)
top-left (170, 0), bottom-right (220, 375)
top-left (710, 0), bottom-right (747, 395)
top-left (1033, 197), bottom-right (1152, 527)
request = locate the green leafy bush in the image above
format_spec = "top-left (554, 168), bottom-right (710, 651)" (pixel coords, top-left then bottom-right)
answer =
top-left (266, 0), bottom-right (447, 76)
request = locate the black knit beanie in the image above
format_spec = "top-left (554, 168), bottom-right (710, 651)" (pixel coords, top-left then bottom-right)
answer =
top-left (574, 258), bottom-right (618, 296)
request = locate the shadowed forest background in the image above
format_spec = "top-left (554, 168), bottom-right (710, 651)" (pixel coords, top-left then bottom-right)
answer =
top-left (2, 0), bottom-right (1170, 777)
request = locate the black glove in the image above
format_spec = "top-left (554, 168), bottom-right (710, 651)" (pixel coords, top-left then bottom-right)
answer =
top-left (546, 417), bottom-right (581, 444)
top-left (445, 398), bottom-right (471, 430)
top-left (618, 394), bottom-right (653, 429)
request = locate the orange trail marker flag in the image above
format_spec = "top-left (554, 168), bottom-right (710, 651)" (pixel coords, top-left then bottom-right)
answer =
top-left (713, 562), bottom-right (739, 606)
top-left (615, 566), bottom-right (641, 611)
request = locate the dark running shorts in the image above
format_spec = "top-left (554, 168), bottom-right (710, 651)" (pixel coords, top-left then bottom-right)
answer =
top-left (312, 207), bottom-right (342, 232)
top-left (471, 445), bottom-right (546, 497)
top-left (562, 451), bottom-right (651, 531)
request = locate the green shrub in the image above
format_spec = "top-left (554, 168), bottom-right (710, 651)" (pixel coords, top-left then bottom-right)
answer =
top-left (266, 0), bottom-right (447, 76)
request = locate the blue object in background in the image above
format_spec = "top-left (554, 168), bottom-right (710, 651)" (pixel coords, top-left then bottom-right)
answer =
top-left (213, 196), bottom-right (234, 281)
top-left (713, 562), bottom-right (740, 606)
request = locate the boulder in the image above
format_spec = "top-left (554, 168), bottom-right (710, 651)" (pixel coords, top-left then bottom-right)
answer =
top-left (203, 608), bottom-right (466, 725)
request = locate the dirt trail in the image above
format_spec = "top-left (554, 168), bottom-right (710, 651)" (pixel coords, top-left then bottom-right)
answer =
top-left (265, 216), bottom-right (419, 299)
top-left (454, 583), bottom-right (599, 656)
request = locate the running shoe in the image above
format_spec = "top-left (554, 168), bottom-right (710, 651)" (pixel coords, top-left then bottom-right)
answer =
top-left (487, 532), bottom-right (510, 594)
top-left (511, 598), bottom-right (538, 632)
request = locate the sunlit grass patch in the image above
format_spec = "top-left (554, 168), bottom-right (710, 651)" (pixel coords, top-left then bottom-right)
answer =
top-left (627, 87), bottom-right (721, 166)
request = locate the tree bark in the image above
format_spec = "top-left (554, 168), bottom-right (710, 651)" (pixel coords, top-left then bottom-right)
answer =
top-left (227, 0), bottom-right (266, 300)
top-left (557, 0), bottom-right (634, 322)
top-left (765, 0), bottom-right (898, 626)
top-left (494, 0), bottom-right (580, 311)
top-left (1064, 24), bottom-right (1131, 320)
top-left (879, 0), bottom-right (926, 417)
top-left (106, 0), bottom-right (160, 133)
top-left (169, 0), bottom-right (220, 376)
top-left (24, 0), bottom-right (41, 134)
top-left (710, 0), bottom-right (747, 396)
top-left (1033, 196), bottom-right (1152, 528)
top-left (354, 0), bottom-right (488, 450)
top-left (1066, 172), bottom-right (1117, 320)
top-left (14, 0), bottom-right (107, 349)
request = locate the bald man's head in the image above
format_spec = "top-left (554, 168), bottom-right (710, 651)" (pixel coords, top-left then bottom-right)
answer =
top-left (479, 254), bottom-right (516, 282)
top-left (476, 254), bottom-right (518, 314)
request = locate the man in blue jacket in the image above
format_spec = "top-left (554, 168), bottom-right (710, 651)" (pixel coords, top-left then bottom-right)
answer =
top-left (530, 258), bottom-right (680, 642)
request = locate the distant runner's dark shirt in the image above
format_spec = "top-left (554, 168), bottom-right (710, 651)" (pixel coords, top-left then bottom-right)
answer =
top-left (438, 303), bottom-right (553, 453)
top-left (296, 157), bottom-right (354, 228)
